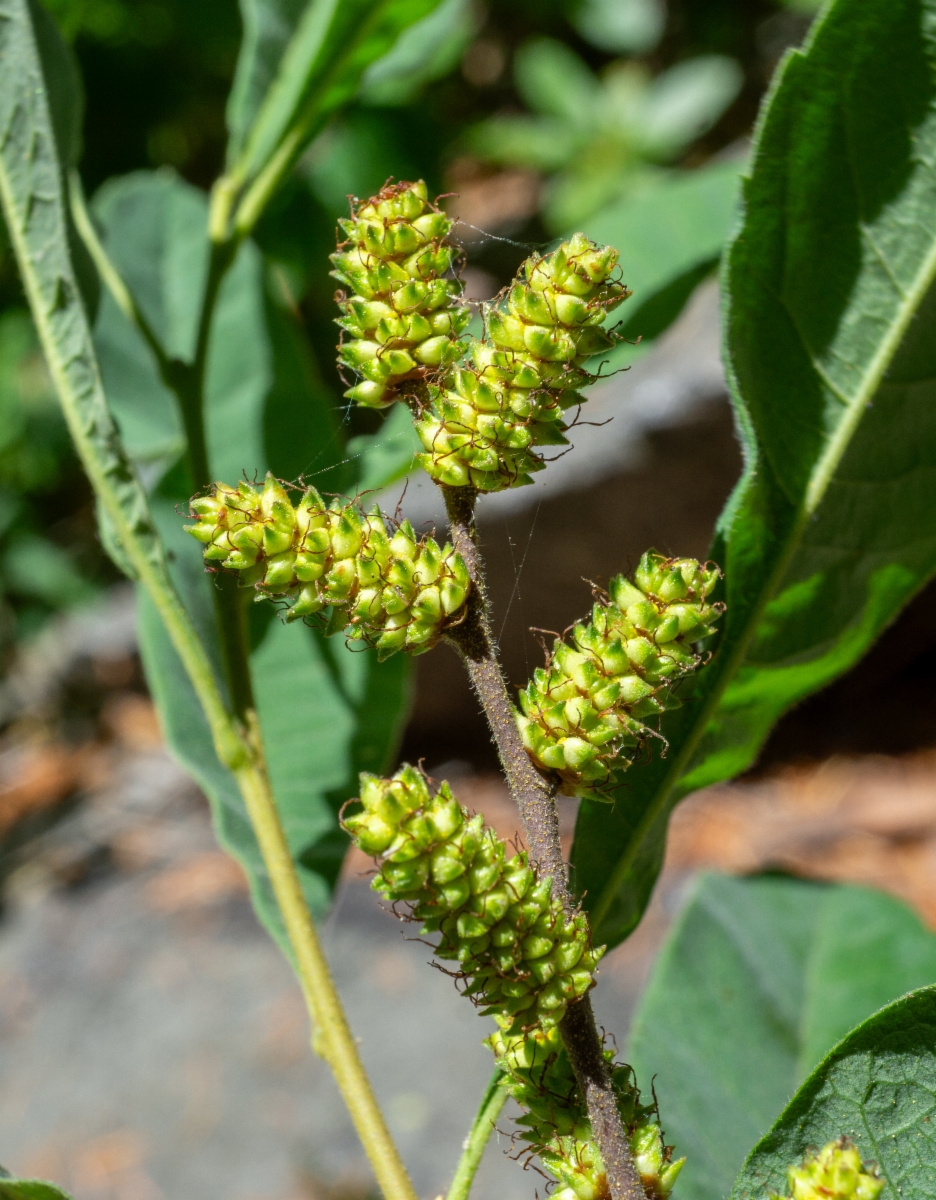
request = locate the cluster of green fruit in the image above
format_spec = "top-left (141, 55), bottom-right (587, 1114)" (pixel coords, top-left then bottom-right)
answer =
top-left (331, 180), bottom-right (470, 409)
top-left (415, 233), bottom-right (629, 491)
top-left (772, 1139), bottom-right (882, 1200)
top-left (332, 180), bottom-right (629, 492)
top-left (344, 765), bottom-right (680, 1200)
top-left (517, 552), bottom-right (722, 798)
top-left (343, 765), bottom-right (602, 1030)
top-left (490, 1025), bottom-right (684, 1200)
top-left (184, 473), bottom-right (470, 658)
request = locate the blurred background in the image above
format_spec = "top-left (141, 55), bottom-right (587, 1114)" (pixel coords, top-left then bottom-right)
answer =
top-left (5, 1), bottom-right (936, 1199)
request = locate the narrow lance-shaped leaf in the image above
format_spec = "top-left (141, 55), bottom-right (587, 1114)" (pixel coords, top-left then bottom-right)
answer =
top-left (573, 0), bottom-right (936, 948)
top-left (0, 0), bottom-right (209, 688)
top-left (226, 0), bottom-right (443, 209)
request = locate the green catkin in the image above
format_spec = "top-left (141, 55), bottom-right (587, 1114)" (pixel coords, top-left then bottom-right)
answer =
top-left (771, 1139), bottom-right (883, 1200)
top-left (343, 764), bottom-right (602, 1030)
top-left (184, 473), bottom-right (470, 659)
top-left (414, 233), bottom-right (631, 491)
top-left (489, 1026), bottom-right (684, 1200)
top-left (330, 180), bottom-right (470, 409)
top-left (343, 766), bottom-right (683, 1200)
top-left (517, 552), bottom-right (722, 798)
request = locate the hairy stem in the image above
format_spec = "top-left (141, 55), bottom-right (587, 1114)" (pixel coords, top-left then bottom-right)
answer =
top-left (440, 487), bottom-right (646, 1200)
top-left (441, 487), bottom-right (566, 888)
top-left (446, 1069), bottom-right (510, 1200)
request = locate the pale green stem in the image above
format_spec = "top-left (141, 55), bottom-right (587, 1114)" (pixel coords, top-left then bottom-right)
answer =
top-left (2, 93), bottom-right (416, 1200)
top-left (27, 229), bottom-right (419, 1200)
top-left (234, 729), bottom-right (419, 1200)
top-left (232, 120), bottom-right (312, 239)
top-left (68, 170), bottom-right (175, 382)
top-left (446, 1069), bottom-right (510, 1200)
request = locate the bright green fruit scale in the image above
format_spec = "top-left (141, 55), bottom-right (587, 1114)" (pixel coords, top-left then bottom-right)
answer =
top-left (185, 473), bottom-right (470, 659)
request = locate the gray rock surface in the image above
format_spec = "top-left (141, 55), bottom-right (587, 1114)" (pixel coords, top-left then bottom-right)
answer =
top-left (0, 748), bottom-right (665, 1200)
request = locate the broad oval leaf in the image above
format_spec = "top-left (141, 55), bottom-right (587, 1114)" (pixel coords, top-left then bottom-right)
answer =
top-left (731, 983), bottom-right (936, 1200)
top-left (89, 171), bottom-right (412, 938)
top-left (628, 873), bottom-right (936, 1200)
top-left (573, 0), bottom-right (936, 949)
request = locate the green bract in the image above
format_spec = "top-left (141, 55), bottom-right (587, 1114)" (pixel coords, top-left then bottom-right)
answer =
top-left (184, 473), bottom-right (470, 659)
top-left (343, 764), bottom-right (603, 1031)
top-left (771, 1140), bottom-right (883, 1200)
top-left (490, 1025), bottom-right (684, 1200)
top-left (331, 180), bottom-right (470, 409)
top-left (414, 232), bottom-right (630, 491)
top-left (517, 552), bottom-right (721, 797)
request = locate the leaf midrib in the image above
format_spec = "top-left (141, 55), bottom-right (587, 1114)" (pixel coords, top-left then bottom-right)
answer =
top-left (589, 154), bottom-right (936, 939)
top-left (803, 222), bottom-right (936, 514)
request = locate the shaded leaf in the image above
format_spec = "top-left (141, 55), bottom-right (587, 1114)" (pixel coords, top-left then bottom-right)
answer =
top-left (359, 0), bottom-right (476, 106)
top-left (731, 984), bottom-right (936, 1200)
top-left (573, 0), bottom-right (936, 948)
top-left (582, 158), bottom-right (741, 352)
top-left (0, 0), bottom-right (170, 605)
top-left (227, 0), bottom-right (308, 159)
top-left (629, 873), bottom-right (936, 1200)
top-left (89, 171), bottom-right (411, 943)
top-left (229, 0), bottom-right (443, 196)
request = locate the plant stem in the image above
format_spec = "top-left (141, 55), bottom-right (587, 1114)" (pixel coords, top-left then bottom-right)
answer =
top-left (441, 485), bottom-right (647, 1200)
top-left (165, 234), bottom-right (416, 1200)
top-left (3, 20), bottom-right (414, 1197)
top-left (234, 733), bottom-right (419, 1200)
top-left (446, 1069), bottom-right (510, 1200)
top-left (441, 487), bottom-right (566, 887)
top-left (68, 171), bottom-right (175, 382)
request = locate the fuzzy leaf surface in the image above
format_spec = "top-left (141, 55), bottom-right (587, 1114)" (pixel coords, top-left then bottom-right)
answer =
top-left (731, 983), bottom-right (936, 1200)
top-left (90, 171), bottom-right (411, 940)
top-left (0, 0), bottom-right (170, 607)
top-left (629, 873), bottom-right (936, 1200)
top-left (573, 0), bottom-right (936, 948)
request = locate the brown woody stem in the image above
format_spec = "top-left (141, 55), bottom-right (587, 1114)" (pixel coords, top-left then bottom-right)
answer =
top-left (440, 485), bottom-right (646, 1200)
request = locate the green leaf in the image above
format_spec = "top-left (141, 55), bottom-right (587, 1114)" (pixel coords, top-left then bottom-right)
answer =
top-left (228, 0), bottom-right (443, 196)
top-left (629, 873), bottom-right (936, 1200)
top-left (358, 0), bottom-right (476, 106)
top-left (636, 57), bottom-right (743, 160)
top-left (227, 0), bottom-right (308, 159)
top-left (571, 0), bottom-right (664, 55)
top-left (89, 171), bottom-right (412, 944)
top-left (515, 38), bottom-right (602, 127)
top-left (346, 401), bottom-right (419, 495)
top-left (731, 983), bottom-right (936, 1200)
top-left (573, 0), bottom-right (936, 949)
top-left (0, 1168), bottom-right (73, 1200)
top-left (581, 159), bottom-right (742, 351)
top-left (0, 0), bottom-right (172, 610)
top-left (0, 0), bottom-right (253, 918)
top-left (138, 521), bottom-right (411, 930)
